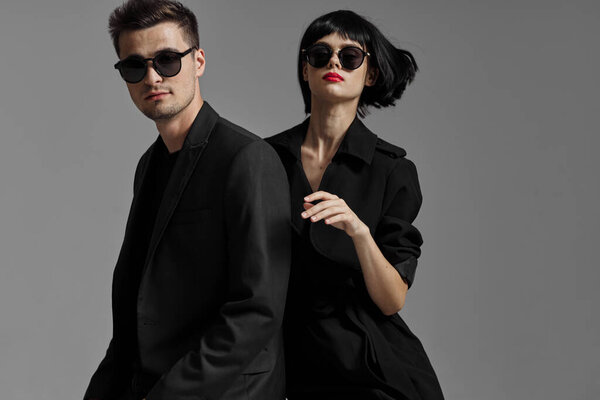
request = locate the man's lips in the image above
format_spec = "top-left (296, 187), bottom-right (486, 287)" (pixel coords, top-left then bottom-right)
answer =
top-left (145, 92), bottom-right (170, 101)
top-left (323, 72), bottom-right (344, 82)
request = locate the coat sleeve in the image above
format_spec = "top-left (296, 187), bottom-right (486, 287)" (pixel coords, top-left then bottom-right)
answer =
top-left (83, 339), bottom-right (130, 399)
top-left (146, 140), bottom-right (291, 400)
top-left (83, 152), bottom-right (151, 400)
top-left (375, 158), bottom-right (424, 288)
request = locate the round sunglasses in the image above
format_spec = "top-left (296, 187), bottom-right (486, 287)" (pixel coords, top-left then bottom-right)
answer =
top-left (114, 47), bottom-right (196, 83)
top-left (302, 44), bottom-right (370, 70)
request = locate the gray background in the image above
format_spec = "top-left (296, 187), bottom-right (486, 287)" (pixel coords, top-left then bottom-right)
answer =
top-left (1, 0), bottom-right (598, 399)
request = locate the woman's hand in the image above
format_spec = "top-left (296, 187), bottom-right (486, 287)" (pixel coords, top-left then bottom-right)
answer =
top-left (302, 190), bottom-right (408, 314)
top-left (301, 191), bottom-right (368, 238)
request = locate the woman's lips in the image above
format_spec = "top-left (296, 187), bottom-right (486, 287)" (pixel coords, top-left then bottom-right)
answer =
top-left (145, 92), bottom-right (170, 101)
top-left (323, 72), bottom-right (344, 82)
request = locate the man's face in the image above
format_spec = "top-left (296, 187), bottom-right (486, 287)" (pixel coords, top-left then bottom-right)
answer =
top-left (118, 22), bottom-right (204, 121)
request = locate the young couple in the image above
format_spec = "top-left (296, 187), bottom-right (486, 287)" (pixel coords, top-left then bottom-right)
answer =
top-left (84, 1), bottom-right (444, 399)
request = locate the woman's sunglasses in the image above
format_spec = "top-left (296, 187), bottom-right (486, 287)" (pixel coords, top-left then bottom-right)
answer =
top-left (114, 47), bottom-right (196, 84)
top-left (302, 44), bottom-right (370, 70)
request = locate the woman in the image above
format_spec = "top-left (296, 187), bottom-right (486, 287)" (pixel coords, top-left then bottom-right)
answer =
top-left (267, 10), bottom-right (444, 400)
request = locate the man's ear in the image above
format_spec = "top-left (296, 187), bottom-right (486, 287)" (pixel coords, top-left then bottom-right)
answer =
top-left (365, 66), bottom-right (378, 87)
top-left (194, 48), bottom-right (206, 78)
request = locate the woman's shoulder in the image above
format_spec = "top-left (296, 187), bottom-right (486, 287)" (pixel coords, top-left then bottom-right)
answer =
top-left (265, 120), bottom-right (309, 164)
top-left (371, 136), bottom-right (418, 178)
top-left (265, 120), bottom-right (308, 146)
top-left (374, 137), bottom-right (407, 160)
top-left (264, 129), bottom-right (290, 146)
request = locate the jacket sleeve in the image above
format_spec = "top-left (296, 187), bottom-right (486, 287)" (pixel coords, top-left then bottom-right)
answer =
top-left (83, 339), bottom-right (130, 399)
top-left (83, 152), bottom-right (151, 400)
top-left (375, 158), bottom-right (424, 288)
top-left (147, 140), bottom-right (291, 400)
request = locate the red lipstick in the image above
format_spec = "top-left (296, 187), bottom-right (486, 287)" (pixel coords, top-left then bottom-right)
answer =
top-left (323, 72), bottom-right (344, 82)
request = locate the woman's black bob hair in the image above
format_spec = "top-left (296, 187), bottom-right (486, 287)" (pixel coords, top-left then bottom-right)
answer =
top-left (298, 10), bottom-right (418, 117)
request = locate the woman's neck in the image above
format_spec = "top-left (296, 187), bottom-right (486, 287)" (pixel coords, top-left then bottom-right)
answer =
top-left (304, 99), bottom-right (357, 161)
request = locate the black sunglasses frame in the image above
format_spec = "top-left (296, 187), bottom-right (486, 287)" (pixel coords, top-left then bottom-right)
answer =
top-left (302, 44), bottom-right (370, 70)
top-left (114, 47), bottom-right (196, 83)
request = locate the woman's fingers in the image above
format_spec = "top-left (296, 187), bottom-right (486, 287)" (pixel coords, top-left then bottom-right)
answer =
top-left (307, 206), bottom-right (346, 222)
top-left (304, 191), bottom-right (338, 203)
top-left (301, 199), bottom-right (341, 219)
top-left (300, 193), bottom-right (364, 236)
top-left (300, 192), bottom-right (366, 237)
top-left (303, 202), bottom-right (315, 211)
top-left (301, 192), bottom-right (361, 233)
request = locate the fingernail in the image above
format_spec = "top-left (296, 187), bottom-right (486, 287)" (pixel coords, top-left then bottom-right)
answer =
top-left (311, 216), bottom-right (317, 221)
top-left (301, 212), bottom-right (307, 218)
top-left (304, 196), bottom-right (309, 201)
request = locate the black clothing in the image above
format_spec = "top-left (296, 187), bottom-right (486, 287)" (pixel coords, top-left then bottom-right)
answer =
top-left (130, 137), bottom-right (179, 327)
top-left (127, 138), bottom-right (180, 398)
top-left (267, 117), bottom-right (444, 400)
top-left (85, 103), bottom-right (291, 400)
top-left (131, 137), bottom-right (179, 287)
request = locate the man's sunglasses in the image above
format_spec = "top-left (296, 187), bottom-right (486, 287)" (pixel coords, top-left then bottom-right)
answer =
top-left (114, 47), bottom-right (196, 83)
top-left (302, 44), bottom-right (370, 70)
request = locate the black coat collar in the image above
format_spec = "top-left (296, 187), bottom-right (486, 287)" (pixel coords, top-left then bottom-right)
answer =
top-left (270, 116), bottom-right (378, 165)
top-left (182, 101), bottom-right (219, 149)
top-left (141, 102), bottom-right (218, 272)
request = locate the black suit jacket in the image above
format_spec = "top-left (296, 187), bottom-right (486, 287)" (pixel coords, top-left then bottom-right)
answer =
top-left (85, 103), bottom-right (291, 400)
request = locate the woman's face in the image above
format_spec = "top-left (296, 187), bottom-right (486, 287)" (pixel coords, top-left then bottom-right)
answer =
top-left (303, 33), bottom-right (377, 108)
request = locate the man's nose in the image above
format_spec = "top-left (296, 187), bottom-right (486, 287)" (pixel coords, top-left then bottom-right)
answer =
top-left (143, 61), bottom-right (163, 85)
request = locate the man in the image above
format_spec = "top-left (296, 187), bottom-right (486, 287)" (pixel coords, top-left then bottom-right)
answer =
top-left (84, 1), bottom-right (290, 399)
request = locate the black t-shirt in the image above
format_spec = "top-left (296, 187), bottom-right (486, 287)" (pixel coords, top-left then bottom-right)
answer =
top-left (132, 136), bottom-right (179, 291)
top-left (129, 137), bottom-right (179, 393)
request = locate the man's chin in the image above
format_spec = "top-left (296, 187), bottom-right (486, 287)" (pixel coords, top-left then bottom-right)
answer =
top-left (140, 104), bottom-right (180, 121)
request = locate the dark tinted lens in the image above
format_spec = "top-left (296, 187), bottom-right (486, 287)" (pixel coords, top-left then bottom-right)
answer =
top-left (306, 45), bottom-right (332, 68)
top-left (155, 52), bottom-right (182, 77)
top-left (119, 58), bottom-right (146, 83)
top-left (339, 47), bottom-right (365, 70)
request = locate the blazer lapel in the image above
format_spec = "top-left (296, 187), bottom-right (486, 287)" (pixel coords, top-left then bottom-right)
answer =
top-left (142, 102), bottom-right (220, 272)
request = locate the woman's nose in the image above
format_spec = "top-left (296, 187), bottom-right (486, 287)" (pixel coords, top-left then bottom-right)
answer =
top-left (327, 51), bottom-right (342, 69)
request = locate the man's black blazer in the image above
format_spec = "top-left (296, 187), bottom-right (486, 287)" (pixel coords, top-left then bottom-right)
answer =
top-left (84, 103), bottom-right (291, 400)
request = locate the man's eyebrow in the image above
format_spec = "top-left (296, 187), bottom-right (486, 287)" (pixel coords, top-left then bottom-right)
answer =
top-left (153, 47), bottom-right (184, 55)
top-left (121, 47), bottom-right (186, 59)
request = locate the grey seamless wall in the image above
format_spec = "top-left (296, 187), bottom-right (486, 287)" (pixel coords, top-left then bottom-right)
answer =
top-left (0, 1), bottom-right (598, 399)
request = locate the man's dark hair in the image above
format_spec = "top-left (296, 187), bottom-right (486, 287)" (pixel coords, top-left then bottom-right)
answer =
top-left (298, 10), bottom-right (418, 117)
top-left (109, 0), bottom-right (199, 56)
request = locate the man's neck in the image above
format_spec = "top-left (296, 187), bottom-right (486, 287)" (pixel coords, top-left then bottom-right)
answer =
top-left (155, 97), bottom-right (204, 154)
